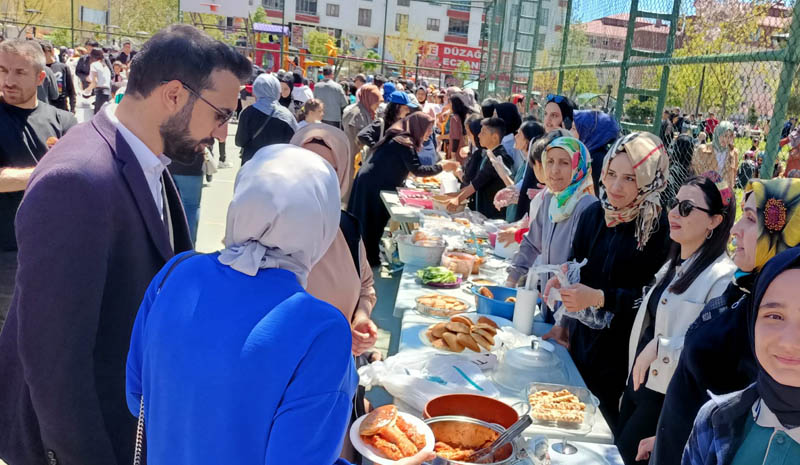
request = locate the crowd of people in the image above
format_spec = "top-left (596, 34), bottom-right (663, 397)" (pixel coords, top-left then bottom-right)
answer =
top-left (0, 24), bottom-right (799, 465)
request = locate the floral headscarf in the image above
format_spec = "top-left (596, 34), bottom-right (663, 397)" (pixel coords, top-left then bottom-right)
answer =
top-left (600, 132), bottom-right (669, 250)
top-left (745, 178), bottom-right (800, 271)
top-left (543, 137), bottom-right (594, 223)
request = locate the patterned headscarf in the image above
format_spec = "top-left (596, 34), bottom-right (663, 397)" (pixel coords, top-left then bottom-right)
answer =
top-left (600, 132), bottom-right (669, 250)
top-left (544, 137), bottom-right (594, 223)
top-left (745, 178), bottom-right (800, 271)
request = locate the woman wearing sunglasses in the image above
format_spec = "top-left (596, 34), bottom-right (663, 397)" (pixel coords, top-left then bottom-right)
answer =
top-left (616, 172), bottom-right (736, 464)
top-left (648, 178), bottom-right (800, 465)
top-left (543, 132), bottom-right (671, 428)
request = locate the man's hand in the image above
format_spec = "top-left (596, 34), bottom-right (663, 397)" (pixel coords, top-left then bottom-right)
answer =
top-left (351, 310), bottom-right (378, 356)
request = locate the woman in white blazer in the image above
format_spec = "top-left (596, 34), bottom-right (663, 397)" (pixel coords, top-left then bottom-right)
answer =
top-left (615, 173), bottom-right (737, 465)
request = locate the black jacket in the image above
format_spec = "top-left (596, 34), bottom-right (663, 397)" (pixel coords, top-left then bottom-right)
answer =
top-left (234, 105), bottom-right (295, 164)
top-left (650, 279), bottom-right (757, 465)
top-left (464, 144), bottom-right (514, 219)
top-left (566, 201), bottom-right (670, 426)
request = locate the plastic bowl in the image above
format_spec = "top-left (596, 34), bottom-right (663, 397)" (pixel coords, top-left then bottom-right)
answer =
top-left (423, 394), bottom-right (519, 429)
top-left (471, 286), bottom-right (517, 320)
top-left (396, 235), bottom-right (446, 267)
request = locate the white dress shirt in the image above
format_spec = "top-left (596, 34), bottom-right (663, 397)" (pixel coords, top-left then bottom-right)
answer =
top-left (106, 105), bottom-right (171, 220)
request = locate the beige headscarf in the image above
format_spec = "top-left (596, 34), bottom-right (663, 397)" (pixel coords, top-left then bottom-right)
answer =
top-left (600, 132), bottom-right (669, 250)
top-left (290, 124), bottom-right (353, 195)
top-left (218, 144), bottom-right (341, 286)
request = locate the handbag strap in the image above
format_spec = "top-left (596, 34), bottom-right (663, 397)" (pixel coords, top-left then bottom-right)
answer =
top-left (134, 251), bottom-right (203, 464)
top-left (249, 109), bottom-right (275, 144)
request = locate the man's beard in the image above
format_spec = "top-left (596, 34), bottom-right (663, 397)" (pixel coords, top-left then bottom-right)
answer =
top-left (159, 100), bottom-right (215, 165)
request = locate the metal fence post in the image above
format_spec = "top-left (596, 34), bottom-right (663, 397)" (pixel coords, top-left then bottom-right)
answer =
top-left (555, 0), bottom-right (573, 95)
top-left (761, 1), bottom-right (800, 178)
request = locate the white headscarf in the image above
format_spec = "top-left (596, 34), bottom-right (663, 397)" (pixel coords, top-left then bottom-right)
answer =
top-left (252, 73), bottom-right (298, 130)
top-left (218, 144), bottom-right (341, 286)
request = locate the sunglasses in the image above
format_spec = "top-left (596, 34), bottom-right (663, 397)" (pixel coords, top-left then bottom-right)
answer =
top-left (546, 94), bottom-right (566, 104)
top-left (670, 199), bottom-right (712, 217)
top-left (161, 80), bottom-right (234, 128)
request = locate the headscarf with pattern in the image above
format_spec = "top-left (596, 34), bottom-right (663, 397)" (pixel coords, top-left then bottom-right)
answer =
top-left (600, 132), bottom-right (669, 250)
top-left (745, 178), bottom-right (800, 271)
top-left (544, 137), bottom-right (594, 223)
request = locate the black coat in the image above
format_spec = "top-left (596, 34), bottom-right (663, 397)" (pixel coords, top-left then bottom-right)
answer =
top-left (0, 109), bottom-right (192, 465)
top-left (566, 202), bottom-right (670, 428)
top-left (650, 280), bottom-right (757, 465)
top-left (234, 105), bottom-right (295, 164)
top-left (347, 139), bottom-right (442, 266)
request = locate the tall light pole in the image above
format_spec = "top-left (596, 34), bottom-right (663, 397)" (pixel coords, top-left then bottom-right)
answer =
top-left (380, 0), bottom-right (388, 75)
top-left (415, 52), bottom-right (420, 83)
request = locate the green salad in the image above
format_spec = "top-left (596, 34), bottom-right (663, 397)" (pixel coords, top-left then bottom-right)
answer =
top-left (416, 266), bottom-right (458, 284)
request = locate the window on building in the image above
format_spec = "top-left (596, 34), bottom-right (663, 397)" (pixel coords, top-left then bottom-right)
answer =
top-left (263, 0), bottom-right (284, 8)
top-left (398, 0), bottom-right (410, 6)
top-left (358, 8), bottom-right (372, 27)
top-left (537, 33), bottom-right (545, 50)
top-left (427, 18), bottom-right (440, 31)
top-left (326, 3), bottom-right (339, 16)
top-left (448, 18), bottom-right (469, 36)
top-left (539, 8), bottom-right (549, 26)
top-left (396, 13), bottom-right (408, 32)
top-left (296, 0), bottom-right (317, 15)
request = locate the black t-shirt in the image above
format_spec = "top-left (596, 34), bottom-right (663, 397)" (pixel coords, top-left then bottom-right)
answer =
top-left (0, 100), bottom-right (77, 251)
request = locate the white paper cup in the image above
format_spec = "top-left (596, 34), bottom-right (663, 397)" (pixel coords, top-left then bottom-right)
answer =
top-left (513, 288), bottom-right (538, 335)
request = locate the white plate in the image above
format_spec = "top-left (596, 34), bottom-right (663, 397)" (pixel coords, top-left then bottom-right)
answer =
top-left (419, 313), bottom-right (513, 353)
top-left (349, 411), bottom-right (435, 465)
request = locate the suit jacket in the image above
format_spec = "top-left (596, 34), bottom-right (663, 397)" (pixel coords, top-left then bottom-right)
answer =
top-left (0, 108), bottom-right (192, 465)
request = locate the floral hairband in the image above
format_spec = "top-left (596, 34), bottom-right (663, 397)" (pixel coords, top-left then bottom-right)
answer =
top-left (700, 171), bottom-right (733, 208)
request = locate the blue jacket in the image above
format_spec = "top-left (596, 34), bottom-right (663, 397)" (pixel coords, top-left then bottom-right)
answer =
top-left (126, 253), bottom-right (358, 464)
top-left (0, 108), bottom-right (192, 465)
top-left (682, 384), bottom-right (760, 465)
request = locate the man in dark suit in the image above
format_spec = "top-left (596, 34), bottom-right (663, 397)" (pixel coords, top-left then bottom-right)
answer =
top-left (0, 25), bottom-right (251, 465)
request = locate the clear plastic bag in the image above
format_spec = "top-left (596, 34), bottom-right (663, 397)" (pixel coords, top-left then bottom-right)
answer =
top-left (548, 259), bottom-right (616, 330)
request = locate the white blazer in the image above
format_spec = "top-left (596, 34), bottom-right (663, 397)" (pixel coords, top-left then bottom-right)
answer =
top-left (627, 251), bottom-right (735, 393)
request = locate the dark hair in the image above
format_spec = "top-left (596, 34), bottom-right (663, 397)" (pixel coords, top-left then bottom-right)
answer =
top-left (89, 48), bottom-right (106, 64)
top-left (374, 74), bottom-right (386, 88)
top-left (481, 97), bottom-right (500, 118)
top-left (348, 83), bottom-right (356, 95)
top-left (296, 98), bottom-right (323, 122)
top-left (384, 102), bottom-right (406, 128)
top-left (494, 102), bottom-right (522, 135)
top-left (530, 137), bottom-right (548, 165)
top-left (466, 114), bottom-right (484, 150)
top-left (661, 175), bottom-right (736, 294)
top-left (450, 93), bottom-right (473, 134)
top-left (518, 120), bottom-right (545, 145)
top-left (355, 73), bottom-right (366, 83)
top-left (38, 39), bottom-right (53, 54)
top-left (481, 117), bottom-right (506, 139)
top-left (322, 65), bottom-right (332, 76)
top-left (85, 39), bottom-right (99, 47)
top-left (126, 25), bottom-right (251, 99)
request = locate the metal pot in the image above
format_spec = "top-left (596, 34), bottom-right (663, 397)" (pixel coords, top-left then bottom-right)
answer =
top-left (423, 415), bottom-right (535, 465)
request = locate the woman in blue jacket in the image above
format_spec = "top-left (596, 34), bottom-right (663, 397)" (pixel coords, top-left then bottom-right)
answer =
top-left (125, 144), bottom-right (432, 464)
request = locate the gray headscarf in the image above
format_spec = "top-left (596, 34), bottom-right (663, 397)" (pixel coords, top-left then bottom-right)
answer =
top-left (218, 144), bottom-right (340, 286)
top-left (252, 73), bottom-right (298, 131)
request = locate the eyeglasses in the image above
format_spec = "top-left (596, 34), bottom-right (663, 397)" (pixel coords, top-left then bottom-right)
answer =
top-left (161, 80), bottom-right (234, 128)
top-left (670, 199), bottom-right (713, 217)
top-left (546, 94), bottom-right (566, 104)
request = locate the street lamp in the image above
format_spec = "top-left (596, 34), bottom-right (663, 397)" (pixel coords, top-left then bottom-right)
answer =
top-left (415, 53), bottom-right (421, 83)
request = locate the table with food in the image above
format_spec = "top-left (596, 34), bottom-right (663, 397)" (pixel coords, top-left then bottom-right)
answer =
top-left (350, 179), bottom-right (625, 465)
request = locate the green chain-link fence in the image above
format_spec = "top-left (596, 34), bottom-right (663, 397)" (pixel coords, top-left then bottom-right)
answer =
top-left (481, 0), bottom-right (800, 178)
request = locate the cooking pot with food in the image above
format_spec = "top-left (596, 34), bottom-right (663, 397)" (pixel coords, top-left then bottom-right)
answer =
top-left (423, 416), bottom-right (537, 465)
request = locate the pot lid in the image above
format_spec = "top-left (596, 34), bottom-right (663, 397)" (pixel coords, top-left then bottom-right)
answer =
top-left (503, 340), bottom-right (560, 370)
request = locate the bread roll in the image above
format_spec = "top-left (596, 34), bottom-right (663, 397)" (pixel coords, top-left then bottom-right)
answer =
top-left (457, 333), bottom-right (481, 352)
top-left (442, 332), bottom-right (465, 352)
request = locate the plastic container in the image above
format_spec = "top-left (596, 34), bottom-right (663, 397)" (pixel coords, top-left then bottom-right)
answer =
top-left (525, 382), bottom-right (598, 435)
top-left (493, 341), bottom-right (568, 393)
top-left (433, 194), bottom-right (467, 213)
top-left (396, 235), bottom-right (446, 267)
top-left (441, 251), bottom-right (477, 277)
top-left (415, 294), bottom-right (472, 318)
top-left (471, 285), bottom-right (517, 320)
